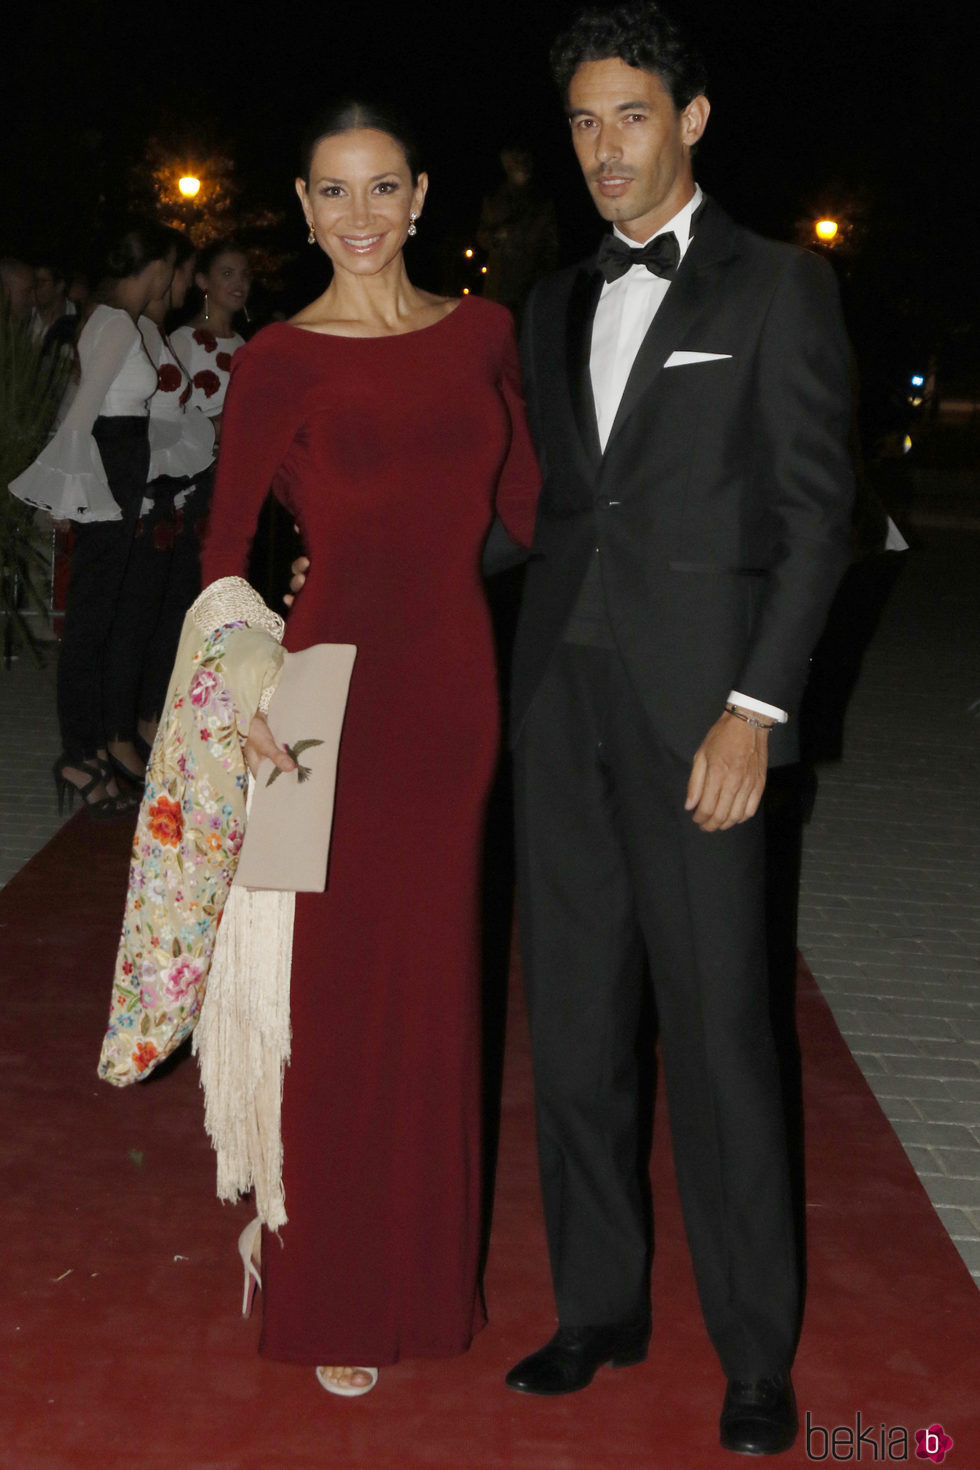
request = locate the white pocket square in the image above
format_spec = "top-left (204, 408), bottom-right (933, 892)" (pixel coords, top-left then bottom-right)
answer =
top-left (664, 351), bottom-right (733, 367)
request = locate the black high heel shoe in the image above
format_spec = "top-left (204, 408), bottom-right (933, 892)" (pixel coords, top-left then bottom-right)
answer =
top-left (99, 757), bottom-right (140, 812)
top-left (52, 756), bottom-right (132, 821)
top-left (107, 749), bottom-right (146, 794)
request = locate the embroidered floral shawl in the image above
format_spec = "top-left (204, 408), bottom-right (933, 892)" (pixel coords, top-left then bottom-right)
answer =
top-left (98, 579), bottom-right (284, 1086)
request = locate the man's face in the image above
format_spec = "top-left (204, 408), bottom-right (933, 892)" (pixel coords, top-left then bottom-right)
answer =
top-left (566, 58), bottom-right (709, 242)
top-left (34, 268), bottom-right (61, 310)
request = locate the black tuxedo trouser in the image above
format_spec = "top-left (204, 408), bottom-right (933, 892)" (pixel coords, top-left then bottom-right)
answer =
top-left (513, 643), bottom-right (798, 1377)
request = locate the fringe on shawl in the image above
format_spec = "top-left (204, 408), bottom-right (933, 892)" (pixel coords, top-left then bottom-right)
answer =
top-left (193, 870), bottom-right (294, 1231)
top-left (189, 580), bottom-right (291, 1232)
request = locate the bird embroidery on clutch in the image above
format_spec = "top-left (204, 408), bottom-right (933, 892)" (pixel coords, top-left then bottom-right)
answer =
top-left (266, 739), bottom-right (324, 785)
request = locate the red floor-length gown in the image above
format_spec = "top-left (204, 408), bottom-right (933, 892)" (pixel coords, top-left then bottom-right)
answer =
top-left (201, 296), bottom-right (540, 1365)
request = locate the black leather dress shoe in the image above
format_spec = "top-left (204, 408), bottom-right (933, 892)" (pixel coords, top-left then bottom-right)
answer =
top-left (505, 1322), bottom-right (651, 1395)
top-left (719, 1371), bottom-right (798, 1455)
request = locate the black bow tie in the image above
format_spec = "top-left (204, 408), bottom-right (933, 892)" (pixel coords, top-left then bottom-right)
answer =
top-left (596, 230), bottom-right (681, 283)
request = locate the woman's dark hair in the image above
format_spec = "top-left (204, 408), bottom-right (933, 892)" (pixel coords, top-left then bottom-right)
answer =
top-left (300, 99), bottom-right (422, 184)
top-left (195, 239), bottom-right (249, 278)
top-left (550, 1), bottom-right (707, 109)
top-left (162, 225), bottom-right (195, 270)
top-left (35, 262), bottom-right (68, 287)
top-left (103, 219), bottom-right (176, 279)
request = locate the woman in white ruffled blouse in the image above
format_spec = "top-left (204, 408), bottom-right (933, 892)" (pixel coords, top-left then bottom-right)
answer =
top-left (10, 220), bottom-right (176, 817)
top-left (104, 228), bottom-right (217, 780)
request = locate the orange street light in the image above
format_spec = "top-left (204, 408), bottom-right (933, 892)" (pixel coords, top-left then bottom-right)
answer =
top-left (814, 218), bottom-right (839, 243)
top-left (179, 176), bottom-right (201, 198)
top-left (464, 248), bottom-right (474, 258)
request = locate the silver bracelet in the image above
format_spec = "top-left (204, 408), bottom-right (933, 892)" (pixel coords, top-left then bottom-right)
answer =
top-left (725, 703), bottom-right (775, 730)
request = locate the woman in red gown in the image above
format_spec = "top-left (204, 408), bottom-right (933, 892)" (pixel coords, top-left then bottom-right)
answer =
top-left (200, 102), bottom-right (540, 1394)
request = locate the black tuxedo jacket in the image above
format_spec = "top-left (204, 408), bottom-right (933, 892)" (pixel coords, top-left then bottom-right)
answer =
top-left (510, 196), bottom-right (855, 766)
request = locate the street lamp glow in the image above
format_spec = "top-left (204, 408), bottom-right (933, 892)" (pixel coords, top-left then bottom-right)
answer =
top-left (178, 176), bottom-right (201, 198)
top-left (464, 248), bottom-right (474, 258)
top-left (910, 375), bottom-right (925, 387)
top-left (814, 218), bottom-right (839, 242)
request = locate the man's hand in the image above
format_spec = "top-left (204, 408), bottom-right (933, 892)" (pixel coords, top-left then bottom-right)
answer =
top-left (244, 711), bottom-right (296, 779)
top-left (282, 552), bottom-right (309, 609)
top-left (685, 711), bottom-right (770, 832)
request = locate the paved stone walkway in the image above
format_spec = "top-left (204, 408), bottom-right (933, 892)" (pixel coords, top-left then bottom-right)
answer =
top-left (1, 527), bottom-right (977, 1288)
top-left (0, 652), bottom-right (68, 888)
top-left (798, 527), bottom-right (979, 1285)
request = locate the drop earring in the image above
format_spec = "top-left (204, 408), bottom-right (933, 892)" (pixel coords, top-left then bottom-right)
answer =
top-left (408, 213), bottom-right (418, 237)
top-left (307, 224), bottom-right (316, 246)
top-left (243, 304), bottom-right (250, 323)
top-left (203, 291), bottom-right (209, 322)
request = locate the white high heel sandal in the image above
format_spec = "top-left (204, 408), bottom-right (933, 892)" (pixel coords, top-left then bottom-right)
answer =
top-left (239, 1221), bottom-right (377, 1395)
top-left (238, 1217), bottom-right (262, 1318)
top-left (315, 1365), bottom-right (379, 1397)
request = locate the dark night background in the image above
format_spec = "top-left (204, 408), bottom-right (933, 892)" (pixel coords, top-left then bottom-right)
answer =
top-left (1, 0), bottom-right (974, 438)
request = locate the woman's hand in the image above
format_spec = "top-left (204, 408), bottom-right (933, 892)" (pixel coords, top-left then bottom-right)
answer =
top-left (283, 552), bottom-right (310, 609)
top-left (244, 711), bottom-right (296, 779)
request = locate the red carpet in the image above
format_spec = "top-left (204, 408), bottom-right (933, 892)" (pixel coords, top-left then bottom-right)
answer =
top-left (1, 817), bottom-right (976, 1469)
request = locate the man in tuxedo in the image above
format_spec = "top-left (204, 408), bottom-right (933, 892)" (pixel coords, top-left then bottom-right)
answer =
top-left (503, 3), bottom-right (854, 1454)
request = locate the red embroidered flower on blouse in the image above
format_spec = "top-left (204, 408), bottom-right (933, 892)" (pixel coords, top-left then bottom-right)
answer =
top-left (193, 369), bottom-right (221, 398)
top-left (179, 382), bottom-right (191, 406)
top-left (157, 363), bottom-right (182, 393)
top-left (215, 351), bottom-right (232, 371)
top-left (192, 329), bottom-right (218, 352)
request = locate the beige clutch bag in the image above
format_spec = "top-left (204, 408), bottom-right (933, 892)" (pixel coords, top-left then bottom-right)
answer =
top-left (233, 643), bottom-right (357, 892)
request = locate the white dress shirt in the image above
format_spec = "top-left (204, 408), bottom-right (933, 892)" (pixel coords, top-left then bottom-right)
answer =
top-left (588, 185), bottom-right (787, 725)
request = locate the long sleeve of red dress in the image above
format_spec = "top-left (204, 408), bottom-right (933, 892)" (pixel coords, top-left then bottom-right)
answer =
top-left (199, 296), bottom-right (540, 1366)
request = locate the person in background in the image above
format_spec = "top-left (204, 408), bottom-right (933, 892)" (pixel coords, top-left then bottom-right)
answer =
top-left (476, 146), bottom-right (558, 328)
top-left (68, 273), bottom-right (92, 319)
top-left (170, 241), bottom-right (251, 448)
top-left (9, 220), bottom-right (176, 816)
top-left (0, 258), bottom-right (35, 323)
top-left (30, 262), bottom-right (77, 351)
top-left (139, 230), bottom-right (217, 749)
top-left (98, 228), bottom-right (215, 784)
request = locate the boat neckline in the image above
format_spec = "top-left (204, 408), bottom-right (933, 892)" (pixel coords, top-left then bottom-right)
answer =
top-left (281, 297), bottom-right (467, 342)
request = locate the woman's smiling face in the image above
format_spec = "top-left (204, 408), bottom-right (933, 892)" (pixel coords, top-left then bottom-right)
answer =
top-left (296, 128), bottom-right (427, 277)
top-left (198, 251), bottom-right (251, 315)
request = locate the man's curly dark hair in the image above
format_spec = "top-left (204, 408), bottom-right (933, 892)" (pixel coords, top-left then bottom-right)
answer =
top-left (550, 2), bottom-right (708, 109)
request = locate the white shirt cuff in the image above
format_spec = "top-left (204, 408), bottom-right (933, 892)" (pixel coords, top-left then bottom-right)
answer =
top-left (727, 691), bottom-right (789, 724)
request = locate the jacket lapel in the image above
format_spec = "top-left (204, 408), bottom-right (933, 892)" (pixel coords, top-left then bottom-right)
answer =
top-left (564, 265), bottom-right (604, 473)
top-left (602, 197), bottom-right (740, 454)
